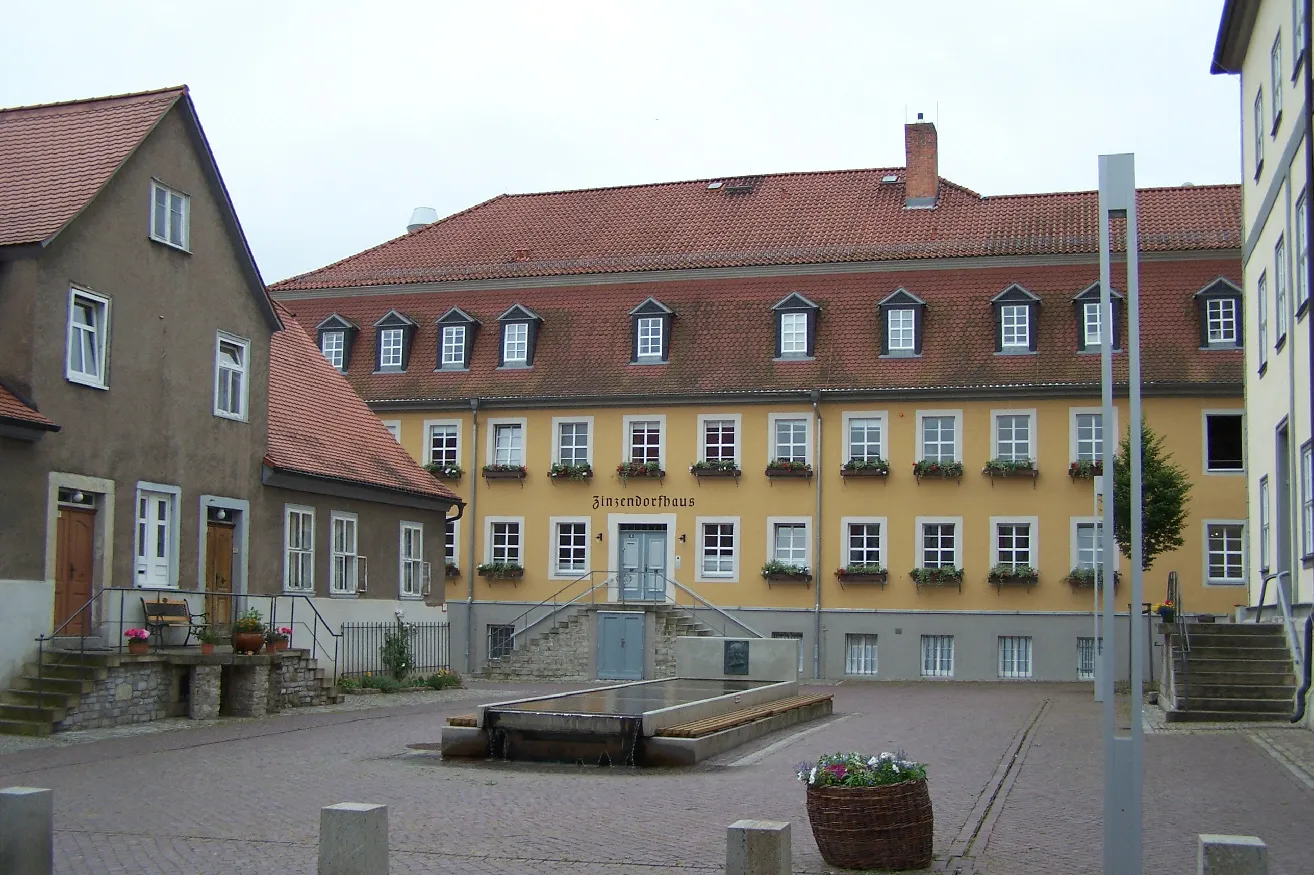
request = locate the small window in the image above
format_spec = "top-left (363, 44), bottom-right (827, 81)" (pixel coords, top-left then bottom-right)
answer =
top-left (628, 298), bottom-right (673, 364)
top-left (1272, 35), bottom-right (1284, 125)
top-left (1302, 442), bottom-right (1313, 556)
top-left (321, 330), bottom-right (345, 370)
top-left (779, 312), bottom-right (808, 355)
top-left (636, 317), bottom-right (664, 359)
top-left (1258, 273), bottom-right (1270, 371)
top-left (1276, 239), bottom-right (1288, 344)
top-left (429, 424), bottom-right (459, 467)
top-left (999, 636), bottom-right (1033, 679)
top-left (773, 522), bottom-right (808, 565)
top-left (921, 635), bottom-right (954, 678)
top-left (555, 522), bottom-right (588, 574)
top-left (995, 522), bottom-right (1032, 568)
top-left (493, 423), bottom-right (523, 466)
top-left (1259, 476), bottom-right (1271, 572)
top-left (488, 624), bottom-right (515, 660)
top-left (1082, 302), bottom-right (1102, 346)
top-left (1296, 193), bottom-right (1309, 306)
top-left (1207, 297), bottom-right (1239, 344)
top-left (400, 522), bottom-right (424, 597)
top-left (330, 513), bottom-right (359, 594)
top-left (888, 309), bottom-right (916, 351)
top-left (284, 506), bottom-right (314, 591)
top-left (381, 420), bottom-right (401, 442)
top-left (1254, 90), bottom-right (1265, 176)
top-left (1074, 413), bottom-right (1104, 462)
top-left (134, 488), bottom-right (177, 588)
top-left (490, 521), bottom-right (522, 564)
top-left (844, 633), bottom-right (878, 676)
top-left (1298, 2), bottom-right (1309, 63)
top-left (846, 522), bottom-right (881, 567)
top-left (66, 289), bottom-right (109, 388)
top-left (628, 419), bottom-right (663, 464)
top-left (920, 415), bottom-right (956, 462)
top-left (847, 417), bottom-right (883, 462)
top-left (150, 181), bottom-right (189, 249)
top-left (441, 325), bottom-right (466, 369)
top-left (994, 413), bottom-right (1032, 462)
top-left (773, 293), bottom-right (818, 358)
top-left (379, 328), bottom-right (404, 369)
top-left (772, 418), bottom-right (808, 463)
top-left (1077, 637), bottom-right (1096, 681)
top-left (1000, 304), bottom-right (1029, 349)
top-left (921, 522), bottom-right (956, 568)
top-left (445, 520), bottom-right (458, 566)
top-left (214, 333), bottom-right (249, 420)
top-left (772, 631), bottom-right (805, 674)
top-left (701, 523), bottom-right (736, 578)
top-left (1205, 414), bottom-right (1244, 472)
top-left (702, 419), bottom-right (737, 462)
top-left (1075, 522), bottom-right (1104, 571)
top-left (1206, 523), bottom-right (1245, 583)
top-left (502, 322), bottom-right (528, 364)
top-left (557, 420), bottom-right (590, 465)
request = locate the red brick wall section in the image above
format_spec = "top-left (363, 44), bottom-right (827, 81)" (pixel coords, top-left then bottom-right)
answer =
top-left (904, 122), bottom-right (938, 202)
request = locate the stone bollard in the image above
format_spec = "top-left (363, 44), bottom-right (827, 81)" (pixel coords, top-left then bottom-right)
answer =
top-left (1199, 834), bottom-right (1268, 875)
top-left (0, 786), bottom-right (53, 875)
top-left (318, 802), bottom-right (388, 875)
top-left (726, 819), bottom-right (791, 875)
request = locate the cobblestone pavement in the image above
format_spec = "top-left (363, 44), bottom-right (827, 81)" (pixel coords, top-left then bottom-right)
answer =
top-left (0, 681), bottom-right (1310, 874)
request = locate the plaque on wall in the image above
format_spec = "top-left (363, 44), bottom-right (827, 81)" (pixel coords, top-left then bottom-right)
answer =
top-left (724, 639), bottom-right (750, 675)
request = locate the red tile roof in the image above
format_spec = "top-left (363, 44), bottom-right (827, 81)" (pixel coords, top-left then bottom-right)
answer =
top-left (266, 302), bottom-right (459, 504)
top-left (0, 87), bottom-right (185, 248)
top-left (273, 173), bottom-right (1241, 291)
top-left (0, 384), bottom-right (58, 429)
top-left (285, 258), bottom-right (1242, 405)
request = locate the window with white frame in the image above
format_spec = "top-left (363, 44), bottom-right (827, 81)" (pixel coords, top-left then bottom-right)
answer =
top-left (772, 631), bottom-right (805, 674)
top-left (780, 312), bottom-right (808, 355)
top-left (701, 522), bottom-right (736, 578)
top-left (321, 330), bottom-right (345, 370)
top-left (378, 328), bottom-right (404, 369)
top-left (1277, 238), bottom-right (1289, 342)
top-left (285, 506), bottom-right (314, 591)
top-left (636, 316), bottom-right (663, 359)
top-left (995, 522), bottom-right (1032, 568)
top-left (1077, 637), bottom-right (1096, 680)
top-left (1208, 297), bottom-right (1239, 344)
top-left (445, 520), bottom-right (458, 566)
top-left (628, 419), bottom-right (662, 464)
top-left (330, 513), bottom-right (358, 594)
top-left (773, 522), bottom-right (808, 566)
top-left (1206, 523), bottom-right (1245, 583)
top-left (1000, 304), bottom-right (1029, 348)
top-left (999, 636), bottom-right (1033, 678)
top-left (1254, 90), bottom-right (1265, 174)
top-left (1083, 302), bottom-right (1103, 346)
top-left (428, 423), bottom-right (459, 467)
top-left (844, 633), bottom-right (878, 676)
top-left (441, 325), bottom-right (466, 368)
top-left (1303, 443), bottom-right (1314, 556)
top-left (1075, 521), bottom-right (1104, 571)
top-left (1272, 35), bottom-right (1284, 123)
top-left (381, 420), bottom-right (401, 442)
top-left (888, 309), bottom-right (915, 351)
top-left (493, 423), bottom-right (523, 466)
top-left (554, 521), bottom-right (588, 575)
top-left (1258, 273), bottom-right (1270, 370)
top-left (134, 488), bottom-right (176, 587)
top-left (66, 289), bottom-right (109, 388)
top-left (921, 635), bottom-right (954, 678)
top-left (994, 413), bottom-right (1032, 462)
top-left (772, 417), bottom-right (808, 462)
top-left (847, 417), bottom-right (883, 462)
top-left (1296, 193), bottom-right (1309, 304)
top-left (1259, 477), bottom-right (1271, 571)
top-left (150, 181), bottom-right (189, 249)
top-left (1075, 413), bottom-right (1104, 462)
top-left (921, 415), bottom-right (956, 462)
top-left (921, 522), bottom-right (956, 568)
top-left (214, 334), bottom-right (249, 420)
top-left (703, 419), bottom-right (737, 462)
top-left (490, 521), bottom-right (522, 564)
top-left (846, 522), bottom-right (882, 567)
top-left (400, 522), bottom-right (424, 597)
top-left (557, 420), bottom-right (590, 465)
top-left (502, 322), bottom-right (528, 363)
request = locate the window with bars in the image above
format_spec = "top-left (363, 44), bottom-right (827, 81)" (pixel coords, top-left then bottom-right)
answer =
top-left (703, 420), bottom-right (737, 462)
top-left (1075, 413), bottom-right (1103, 462)
top-left (150, 181), bottom-right (189, 249)
top-left (1276, 237), bottom-right (1288, 343)
top-left (1206, 524), bottom-right (1245, 583)
top-left (1259, 477), bottom-right (1271, 572)
top-left (1304, 442), bottom-right (1314, 557)
top-left (429, 424), bottom-right (459, 467)
top-left (701, 523), bottom-right (735, 577)
top-left (921, 416), bottom-right (956, 462)
top-left (780, 312), bottom-right (808, 355)
top-left (848, 418), bottom-right (882, 462)
top-left (331, 513), bottom-right (358, 594)
top-left (844, 634), bottom-right (878, 676)
top-left (1207, 298), bottom-right (1238, 344)
top-left (636, 317), bottom-right (663, 359)
top-left (378, 328), bottom-right (404, 369)
top-left (1000, 304), bottom-right (1029, 348)
top-left (214, 334), bottom-right (249, 420)
top-left (557, 421), bottom-right (590, 465)
top-left (321, 330), bottom-right (345, 370)
top-left (493, 423), bottom-right (523, 466)
top-left (488, 624), bottom-right (514, 660)
top-left (490, 522), bottom-right (522, 564)
top-left (628, 420), bottom-right (662, 463)
top-left (921, 635), bottom-right (954, 677)
top-left (441, 325), bottom-right (466, 368)
top-left (995, 523), bottom-right (1031, 568)
top-left (67, 289), bottom-right (109, 388)
top-left (400, 523), bottom-right (424, 597)
top-left (555, 522), bottom-right (588, 574)
top-left (502, 322), bottom-right (528, 363)
top-left (846, 523), bottom-right (881, 567)
top-left (1076, 522), bottom-right (1104, 571)
top-left (773, 523), bottom-right (808, 565)
top-left (995, 414), bottom-right (1031, 461)
top-left (888, 309), bottom-right (915, 351)
top-left (999, 636), bottom-right (1032, 678)
top-left (772, 632), bottom-right (805, 674)
top-left (1077, 637), bottom-right (1096, 680)
top-left (285, 507), bottom-right (314, 591)
top-left (921, 523), bottom-right (956, 568)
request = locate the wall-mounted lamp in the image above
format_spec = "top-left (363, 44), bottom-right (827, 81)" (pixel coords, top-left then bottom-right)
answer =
top-left (71, 491), bottom-right (85, 503)
top-left (678, 534), bottom-right (687, 543)
top-left (216, 508), bottom-right (227, 521)
top-left (595, 532), bottom-right (603, 541)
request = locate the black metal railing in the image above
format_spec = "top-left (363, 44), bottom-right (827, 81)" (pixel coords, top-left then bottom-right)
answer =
top-left (340, 621), bottom-right (451, 678)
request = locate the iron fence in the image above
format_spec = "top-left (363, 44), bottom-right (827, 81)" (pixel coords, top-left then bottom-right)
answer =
top-left (341, 620), bottom-right (451, 678)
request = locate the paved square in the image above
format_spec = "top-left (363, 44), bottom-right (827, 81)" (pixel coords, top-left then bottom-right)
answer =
top-left (1, 682), bottom-right (1310, 873)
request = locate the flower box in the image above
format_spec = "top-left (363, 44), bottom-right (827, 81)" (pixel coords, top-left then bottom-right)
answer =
top-left (482, 466), bottom-right (527, 480)
top-left (548, 463), bottom-right (593, 481)
top-left (1065, 569), bottom-right (1120, 588)
top-left (765, 460), bottom-right (813, 478)
top-left (425, 463), bottom-right (463, 480)
top-left (617, 462), bottom-right (664, 479)
top-left (764, 572), bottom-right (813, 584)
top-left (982, 459), bottom-right (1037, 479)
top-left (841, 458), bottom-right (890, 477)
top-left (912, 460), bottom-right (963, 480)
top-left (444, 564), bottom-right (461, 578)
top-left (836, 568), bottom-right (888, 586)
top-left (910, 567), bottom-right (964, 590)
top-left (690, 462), bottom-right (742, 478)
top-left (476, 564), bottom-right (524, 580)
top-left (1068, 460), bottom-right (1104, 479)
top-left (988, 564), bottom-right (1039, 588)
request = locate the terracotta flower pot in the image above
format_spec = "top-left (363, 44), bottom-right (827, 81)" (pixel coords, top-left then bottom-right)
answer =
top-left (232, 631), bottom-right (264, 655)
top-left (270, 639), bottom-right (288, 652)
top-left (200, 643), bottom-right (215, 655)
top-left (127, 639), bottom-right (149, 655)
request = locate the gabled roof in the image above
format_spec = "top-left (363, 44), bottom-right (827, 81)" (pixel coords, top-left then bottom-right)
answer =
top-left (0, 384), bottom-right (58, 430)
top-left (1194, 277), bottom-right (1243, 298)
top-left (316, 313), bottom-right (358, 331)
top-left (272, 171), bottom-right (1241, 292)
top-left (1073, 282), bottom-right (1125, 301)
top-left (772, 292), bottom-right (819, 311)
top-left (498, 303), bottom-right (541, 322)
top-left (878, 288), bottom-right (926, 307)
top-left (628, 297), bottom-right (673, 317)
top-left (266, 301), bottom-right (460, 506)
top-left (373, 309), bottom-right (417, 328)
top-left (437, 306), bottom-right (480, 325)
top-left (990, 284), bottom-right (1040, 304)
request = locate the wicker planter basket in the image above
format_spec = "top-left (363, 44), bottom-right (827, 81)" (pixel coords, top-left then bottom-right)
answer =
top-left (805, 779), bottom-right (933, 871)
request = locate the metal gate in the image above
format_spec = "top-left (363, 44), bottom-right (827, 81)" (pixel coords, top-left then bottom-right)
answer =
top-left (597, 611), bottom-right (644, 680)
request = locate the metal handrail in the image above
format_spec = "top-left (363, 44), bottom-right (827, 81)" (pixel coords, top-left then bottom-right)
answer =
top-left (504, 571), bottom-right (609, 642)
top-left (664, 576), bottom-right (764, 639)
top-left (1257, 570), bottom-right (1304, 669)
top-left (510, 578), bottom-right (613, 647)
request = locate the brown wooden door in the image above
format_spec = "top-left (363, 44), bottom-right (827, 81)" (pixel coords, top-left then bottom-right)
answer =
top-left (205, 522), bottom-right (235, 628)
top-left (54, 507), bottom-right (96, 636)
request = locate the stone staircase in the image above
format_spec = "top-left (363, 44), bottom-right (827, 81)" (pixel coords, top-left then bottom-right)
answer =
top-left (483, 603), bottom-right (718, 682)
top-left (1162, 622), bottom-right (1298, 722)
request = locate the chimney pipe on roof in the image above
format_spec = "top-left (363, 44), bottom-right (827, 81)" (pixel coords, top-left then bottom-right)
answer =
top-left (904, 113), bottom-right (938, 209)
top-left (406, 206), bottom-right (438, 234)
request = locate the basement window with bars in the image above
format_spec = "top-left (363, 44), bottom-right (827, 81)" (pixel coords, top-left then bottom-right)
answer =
top-left (998, 636), bottom-right (1032, 679)
top-left (1077, 637), bottom-right (1096, 681)
top-left (844, 633), bottom-right (878, 676)
top-left (487, 625), bottom-right (514, 660)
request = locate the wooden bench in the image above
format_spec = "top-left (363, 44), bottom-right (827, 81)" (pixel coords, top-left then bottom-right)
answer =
top-left (141, 597), bottom-right (207, 649)
top-left (654, 693), bottom-right (833, 738)
top-left (446, 713), bottom-right (478, 727)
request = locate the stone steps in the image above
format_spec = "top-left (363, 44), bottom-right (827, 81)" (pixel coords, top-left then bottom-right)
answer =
top-left (0, 719), bottom-right (52, 737)
top-left (0, 703), bottom-right (67, 724)
top-left (1165, 622), bottom-right (1297, 724)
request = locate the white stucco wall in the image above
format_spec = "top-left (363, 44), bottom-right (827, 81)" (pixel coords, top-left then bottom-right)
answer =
top-left (0, 579), bottom-right (54, 684)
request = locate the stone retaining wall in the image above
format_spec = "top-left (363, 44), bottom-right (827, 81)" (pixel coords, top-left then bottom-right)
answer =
top-left (58, 662), bottom-right (181, 730)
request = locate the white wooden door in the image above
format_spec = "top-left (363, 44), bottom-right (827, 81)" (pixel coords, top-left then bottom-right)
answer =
top-left (136, 491), bottom-right (172, 587)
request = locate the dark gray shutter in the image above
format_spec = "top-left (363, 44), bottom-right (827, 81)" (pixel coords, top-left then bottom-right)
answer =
top-left (463, 325), bottom-right (474, 368)
top-left (880, 309), bottom-right (890, 356)
top-left (1232, 296), bottom-right (1243, 347)
top-left (774, 313), bottom-right (783, 358)
top-left (661, 315), bottom-right (672, 361)
top-left (374, 328), bottom-right (384, 370)
top-left (400, 326), bottom-right (413, 371)
top-left (630, 317), bottom-right (640, 363)
top-left (525, 322), bottom-right (539, 365)
top-left (993, 304), bottom-right (1003, 353)
top-left (1198, 300), bottom-right (1210, 348)
top-left (498, 324), bottom-right (507, 366)
top-left (1027, 304), bottom-right (1038, 352)
top-left (1075, 304), bottom-right (1086, 353)
top-left (913, 307), bottom-right (924, 355)
top-left (1111, 303), bottom-right (1120, 351)
top-left (805, 311), bottom-right (817, 357)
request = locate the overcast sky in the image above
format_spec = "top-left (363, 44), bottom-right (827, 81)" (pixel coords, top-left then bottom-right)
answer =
top-left (2, 1), bottom-right (1239, 284)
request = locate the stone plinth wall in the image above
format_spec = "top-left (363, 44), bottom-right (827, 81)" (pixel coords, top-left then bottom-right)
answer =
top-left (57, 662), bottom-right (182, 730)
top-left (276, 650), bottom-right (332, 709)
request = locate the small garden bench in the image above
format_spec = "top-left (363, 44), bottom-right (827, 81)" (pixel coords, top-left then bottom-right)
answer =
top-left (141, 597), bottom-right (207, 650)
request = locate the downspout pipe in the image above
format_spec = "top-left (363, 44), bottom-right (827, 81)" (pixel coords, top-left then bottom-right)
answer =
top-left (812, 389), bottom-right (823, 680)
top-left (465, 398), bottom-right (479, 675)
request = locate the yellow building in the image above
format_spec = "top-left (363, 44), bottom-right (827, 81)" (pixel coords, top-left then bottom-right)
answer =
top-left (273, 120), bottom-right (1245, 681)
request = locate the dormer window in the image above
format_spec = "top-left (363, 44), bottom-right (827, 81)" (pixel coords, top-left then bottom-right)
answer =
top-left (1193, 278), bottom-right (1244, 349)
top-left (497, 304), bottom-right (542, 368)
top-left (772, 293), bottom-right (818, 360)
top-left (315, 314), bottom-right (358, 372)
top-left (373, 310), bottom-right (417, 372)
top-left (878, 288), bottom-right (926, 356)
top-left (629, 298), bottom-right (673, 364)
top-left (990, 284), bottom-right (1039, 353)
top-left (436, 307), bottom-right (479, 371)
top-left (1072, 283), bottom-right (1123, 352)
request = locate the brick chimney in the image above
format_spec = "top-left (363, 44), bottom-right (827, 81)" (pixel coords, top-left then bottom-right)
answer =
top-left (904, 113), bottom-right (938, 208)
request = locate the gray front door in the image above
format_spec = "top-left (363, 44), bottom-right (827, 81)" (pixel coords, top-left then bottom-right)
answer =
top-left (619, 526), bottom-right (667, 600)
top-left (598, 612), bottom-right (644, 680)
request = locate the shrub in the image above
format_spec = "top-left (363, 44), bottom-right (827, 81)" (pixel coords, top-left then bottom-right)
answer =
top-left (362, 674), bottom-right (403, 693)
top-left (337, 676), bottom-right (361, 690)
top-left (424, 670), bottom-right (462, 690)
top-left (380, 620), bottom-right (414, 681)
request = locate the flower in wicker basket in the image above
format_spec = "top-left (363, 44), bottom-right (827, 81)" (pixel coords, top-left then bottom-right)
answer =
top-left (796, 751), bottom-right (933, 871)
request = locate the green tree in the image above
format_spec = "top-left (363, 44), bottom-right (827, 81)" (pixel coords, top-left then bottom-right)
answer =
top-left (1112, 422), bottom-right (1192, 571)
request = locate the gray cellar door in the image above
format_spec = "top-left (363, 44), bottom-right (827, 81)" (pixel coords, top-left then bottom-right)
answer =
top-left (598, 611), bottom-right (645, 680)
